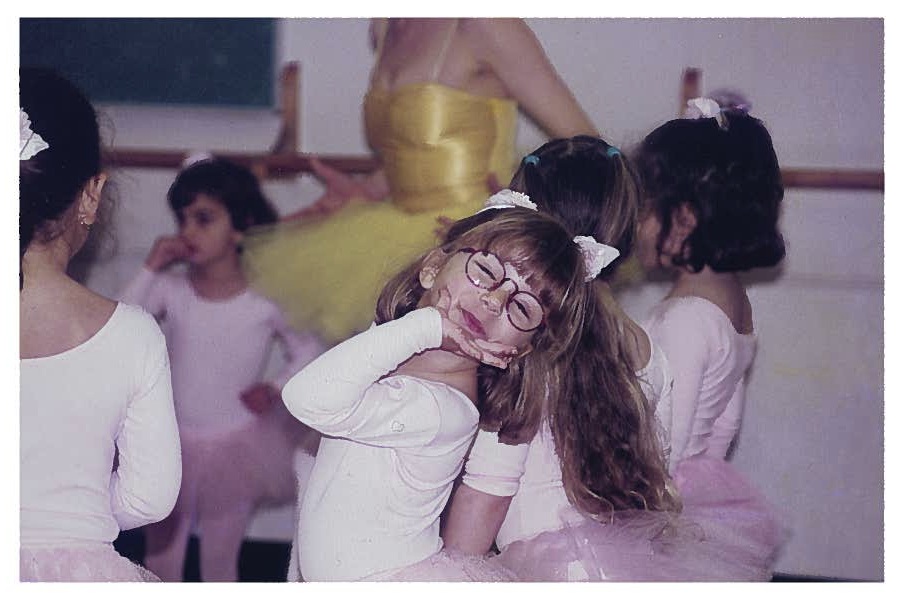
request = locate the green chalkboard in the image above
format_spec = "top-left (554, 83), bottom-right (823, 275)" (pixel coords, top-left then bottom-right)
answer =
top-left (20, 18), bottom-right (275, 108)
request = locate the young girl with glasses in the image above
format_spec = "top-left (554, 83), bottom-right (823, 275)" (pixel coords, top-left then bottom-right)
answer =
top-left (280, 201), bottom-right (596, 581)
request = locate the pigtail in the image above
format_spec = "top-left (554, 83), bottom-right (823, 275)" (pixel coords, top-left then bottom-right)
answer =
top-left (548, 285), bottom-right (681, 518)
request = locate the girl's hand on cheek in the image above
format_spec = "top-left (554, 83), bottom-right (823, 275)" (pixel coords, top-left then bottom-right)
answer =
top-left (433, 289), bottom-right (518, 368)
top-left (471, 338), bottom-right (519, 369)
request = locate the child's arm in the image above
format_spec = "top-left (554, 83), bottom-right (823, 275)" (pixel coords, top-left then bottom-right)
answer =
top-left (706, 378), bottom-right (747, 459)
top-left (119, 236), bottom-right (188, 317)
top-left (281, 307), bottom-right (445, 444)
top-left (442, 428), bottom-right (528, 554)
top-left (268, 310), bottom-right (327, 392)
top-left (109, 316), bottom-right (181, 530)
top-left (648, 304), bottom-right (711, 469)
top-left (119, 267), bottom-right (168, 318)
top-left (241, 307), bottom-right (327, 414)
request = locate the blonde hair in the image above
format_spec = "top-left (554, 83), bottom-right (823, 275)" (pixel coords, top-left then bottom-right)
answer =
top-left (376, 208), bottom-right (592, 442)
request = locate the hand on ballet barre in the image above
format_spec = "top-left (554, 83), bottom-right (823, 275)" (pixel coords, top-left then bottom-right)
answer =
top-left (281, 157), bottom-right (389, 222)
top-left (240, 382), bottom-right (282, 414)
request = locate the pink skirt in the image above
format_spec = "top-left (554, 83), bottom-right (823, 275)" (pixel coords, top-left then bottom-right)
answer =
top-left (362, 548), bottom-right (518, 582)
top-left (20, 543), bottom-right (160, 582)
top-left (176, 402), bottom-right (320, 518)
top-left (493, 456), bottom-right (783, 582)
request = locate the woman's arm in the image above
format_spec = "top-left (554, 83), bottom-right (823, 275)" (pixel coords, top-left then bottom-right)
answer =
top-left (281, 159), bottom-right (389, 222)
top-left (468, 19), bottom-right (598, 139)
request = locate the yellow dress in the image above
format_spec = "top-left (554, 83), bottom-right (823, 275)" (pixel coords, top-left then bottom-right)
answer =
top-left (242, 83), bottom-right (518, 345)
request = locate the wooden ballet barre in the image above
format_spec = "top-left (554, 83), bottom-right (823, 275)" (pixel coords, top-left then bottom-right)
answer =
top-left (102, 149), bottom-right (381, 177)
top-left (780, 168), bottom-right (883, 191)
top-left (103, 148), bottom-right (884, 191)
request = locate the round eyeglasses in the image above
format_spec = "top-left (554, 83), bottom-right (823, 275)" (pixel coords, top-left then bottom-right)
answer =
top-left (458, 248), bottom-right (545, 332)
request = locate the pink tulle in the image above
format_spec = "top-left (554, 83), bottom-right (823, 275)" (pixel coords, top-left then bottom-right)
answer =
top-left (492, 456), bottom-right (783, 582)
top-left (673, 454), bottom-right (785, 578)
top-left (176, 402), bottom-right (319, 515)
top-left (362, 548), bottom-right (518, 582)
top-left (20, 544), bottom-right (160, 582)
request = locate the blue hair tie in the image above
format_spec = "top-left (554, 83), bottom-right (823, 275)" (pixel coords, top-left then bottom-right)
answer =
top-left (523, 154), bottom-right (540, 166)
top-left (606, 146), bottom-right (621, 158)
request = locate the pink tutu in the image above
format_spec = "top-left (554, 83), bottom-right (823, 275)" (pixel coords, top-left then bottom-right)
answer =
top-left (362, 548), bottom-right (518, 582)
top-left (20, 543), bottom-right (160, 582)
top-left (176, 402), bottom-right (319, 515)
top-left (493, 456), bottom-right (783, 582)
top-left (673, 454), bottom-right (785, 579)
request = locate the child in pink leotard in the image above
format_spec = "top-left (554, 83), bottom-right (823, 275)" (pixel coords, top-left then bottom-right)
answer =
top-left (121, 158), bottom-right (323, 581)
top-left (634, 97), bottom-right (788, 578)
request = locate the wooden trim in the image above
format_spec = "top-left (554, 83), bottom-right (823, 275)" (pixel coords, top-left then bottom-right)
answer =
top-left (102, 148), bottom-right (380, 178)
top-left (101, 149), bottom-right (882, 190)
top-left (780, 168), bottom-right (884, 191)
top-left (98, 63), bottom-right (883, 192)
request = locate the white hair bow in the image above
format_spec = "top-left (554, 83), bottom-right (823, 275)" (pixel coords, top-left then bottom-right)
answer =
top-left (20, 108), bottom-right (49, 160)
top-left (574, 235), bottom-right (620, 281)
top-left (480, 190), bottom-right (620, 281)
top-left (685, 97), bottom-right (727, 129)
top-left (479, 189), bottom-right (538, 212)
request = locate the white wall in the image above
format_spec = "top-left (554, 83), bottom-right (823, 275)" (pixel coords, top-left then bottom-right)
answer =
top-left (82, 18), bottom-right (884, 581)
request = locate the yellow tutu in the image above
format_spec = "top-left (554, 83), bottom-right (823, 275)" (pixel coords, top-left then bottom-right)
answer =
top-left (243, 198), bottom-right (484, 344)
top-left (244, 83), bottom-right (518, 345)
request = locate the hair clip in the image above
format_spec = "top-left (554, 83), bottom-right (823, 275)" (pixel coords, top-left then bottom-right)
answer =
top-left (606, 146), bottom-right (621, 158)
top-left (574, 235), bottom-right (620, 281)
top-left (20, 108), bottom-right (49, 161)
top-left (479, 189), bottom-right (538, 213)
top-left (523, 154), bottom-right (540, 166)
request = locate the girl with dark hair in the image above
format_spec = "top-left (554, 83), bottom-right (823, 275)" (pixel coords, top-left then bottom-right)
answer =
top-left (281, 201), bottom-right (598, 581)
top-left (20, 68), bottom-right (181, 582)
top-left (120, 157), bottom-right (323, 581)
top-left (634, 98), bottom-right (787, 580)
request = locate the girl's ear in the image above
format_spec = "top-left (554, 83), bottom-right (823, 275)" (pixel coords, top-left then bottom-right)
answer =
top-left (77, 173), bottom-right (107, 226)
top-left (662, 202), bottom-right (697, 255)
top-left (673, 203), bottom-right (698, 236)
top-left (418, 249), bottom-right (447, 289)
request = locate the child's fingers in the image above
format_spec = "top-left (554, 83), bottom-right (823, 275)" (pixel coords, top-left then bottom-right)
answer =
top-left (473, 339), bottom-right (519, 357)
